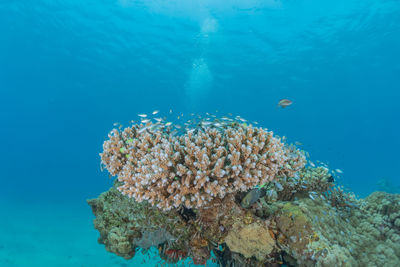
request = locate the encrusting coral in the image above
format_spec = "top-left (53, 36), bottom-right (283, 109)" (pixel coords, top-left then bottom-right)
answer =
top-left (225, 221), bottom-right (276, 261)
top-left (100, 121), bottom-right (306, 210)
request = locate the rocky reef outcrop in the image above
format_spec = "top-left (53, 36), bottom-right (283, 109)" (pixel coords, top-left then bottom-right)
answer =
top-left (88, 168), bottom-right (400, 266)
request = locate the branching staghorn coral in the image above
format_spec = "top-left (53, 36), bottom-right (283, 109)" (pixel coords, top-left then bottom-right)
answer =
top-left (101, 121), bottom-right (306, 210)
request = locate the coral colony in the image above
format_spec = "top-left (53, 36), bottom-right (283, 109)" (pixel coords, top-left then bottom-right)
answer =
top-left (89, 112), bottom-right (400, 266)
top-left (101, 119), bottom-right (305, 210)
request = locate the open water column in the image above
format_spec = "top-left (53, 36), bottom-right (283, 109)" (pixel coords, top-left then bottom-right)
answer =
top-left (184, 17), bottom-right (217, 110)
top-left (0, 0), bottom-right (399, 266)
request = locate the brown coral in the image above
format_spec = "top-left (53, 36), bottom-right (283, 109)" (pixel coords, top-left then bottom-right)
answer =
top-left (101, 121), bottom-right (305, 210)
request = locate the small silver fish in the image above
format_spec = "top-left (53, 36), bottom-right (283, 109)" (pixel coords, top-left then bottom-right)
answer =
top-left (165, 122), bottom-right (172, 126)
top-left (335, 169), bottom-right (343, 173)
top-left (141, 119), bottom-right (150, 123)
top-left (150, 124), bottom-right (161, 130)
top-left (138, 114), bottom-right (147, 118)
top-left (138, 127), bottom-right (149, 133)
top-left (278, 99), bottom-right (293, 108)
top-left (309, 161), bottom-right (316, 167)
top-left (152, 110), bottom-right (159, 115)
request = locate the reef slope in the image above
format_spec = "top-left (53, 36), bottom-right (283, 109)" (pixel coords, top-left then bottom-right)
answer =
top-left (88, 180), bottom-right (400, 266)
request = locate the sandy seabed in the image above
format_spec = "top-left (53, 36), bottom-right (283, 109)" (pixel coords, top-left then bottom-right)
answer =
top-left (0, 199), bottom-right (215, 267)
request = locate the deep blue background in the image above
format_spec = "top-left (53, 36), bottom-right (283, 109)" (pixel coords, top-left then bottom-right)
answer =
top-left (0, 0), bottom-right (399, 266)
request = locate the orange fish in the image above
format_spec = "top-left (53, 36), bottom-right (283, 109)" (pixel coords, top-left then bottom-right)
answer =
top-left (278, 99), bottom-right (293, 108)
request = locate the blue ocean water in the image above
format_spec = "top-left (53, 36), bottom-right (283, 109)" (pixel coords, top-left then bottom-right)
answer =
top-left (0, 0), bottom-right (399, 266)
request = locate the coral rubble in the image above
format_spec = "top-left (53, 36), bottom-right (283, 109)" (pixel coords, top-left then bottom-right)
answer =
top-left (89, 117), bottom-right (400, 266)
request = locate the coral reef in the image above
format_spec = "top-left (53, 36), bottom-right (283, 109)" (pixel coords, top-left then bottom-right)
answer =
top-left (89, 180), bottom-right (400, 266)
top-left (89, 116), bottom-right (400, 266)
top-left (100, 122), bottom-right (305, 210)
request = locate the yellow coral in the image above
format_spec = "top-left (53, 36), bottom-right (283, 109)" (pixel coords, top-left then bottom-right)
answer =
top-left (225, 222), bottom-right (276, 261)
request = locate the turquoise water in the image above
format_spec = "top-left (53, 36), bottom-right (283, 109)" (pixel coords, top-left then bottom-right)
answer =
top-left (0, 0), bottom-right (399, 266)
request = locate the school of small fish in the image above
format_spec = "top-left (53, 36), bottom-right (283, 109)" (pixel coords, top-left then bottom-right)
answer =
top-left (117, 99), bottom-right (295, 133)
top-left (111, 110), bottom-right (266, 138)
